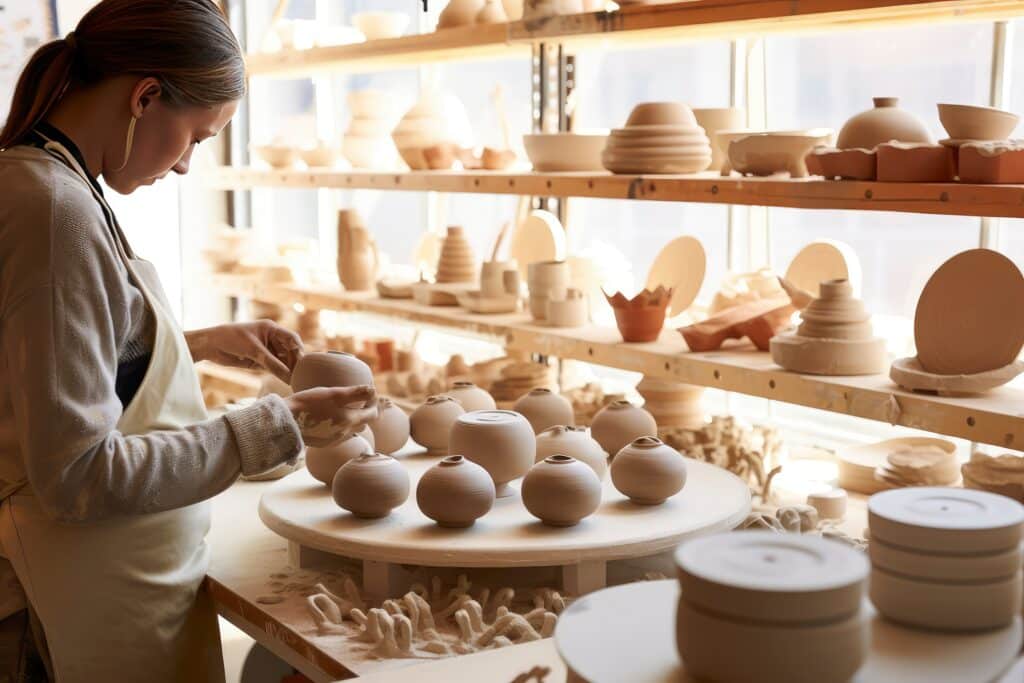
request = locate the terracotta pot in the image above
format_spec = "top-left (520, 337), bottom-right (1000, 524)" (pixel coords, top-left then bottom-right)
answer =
top-left (448, 410), bottom-right (535, 497)
top-left (590, 400), bottom-right (657, 457)
top-left (290, 351), bottom-right (374, 394)
top-left (306, 433), bottom-right (373, 485)
top-left (410, 395), bottom-right (465, 455)
top-left (336, 209), bottom-right (378, 292)
top-left (513, 388), bottom-right (575, 434)
top-left (332, 452), bottom-right (410, 519)
top-left (605, 287), bottom-right (672, 343)
top-left (446, 381), bottom-right (497, 412)
top-left (836, 97), bottom-right (932, 150)
top-left (535, 425), bottom-right (607, 479)
top-left (366, 397), bottom-right (410, 454)
top-left (521, 455), bottom-right (602, 526)
top-left (416, 455), bottom-right (495, 527)
top-left (875, 142), bottom-right (956, 182)
top-left (610, 436), bottom-right (686, 504)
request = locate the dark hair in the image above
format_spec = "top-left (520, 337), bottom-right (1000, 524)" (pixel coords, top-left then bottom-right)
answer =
top-left (0, 0), bottom-right (246, 149)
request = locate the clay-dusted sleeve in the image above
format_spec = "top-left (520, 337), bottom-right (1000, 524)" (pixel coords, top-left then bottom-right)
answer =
top-left (223, 394), bottom-right (302, 477)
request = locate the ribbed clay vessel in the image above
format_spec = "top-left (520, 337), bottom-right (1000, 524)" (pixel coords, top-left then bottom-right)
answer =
top-left (611, 436), bottom-right (687, 505)
top-left (449, 410), bottom-right (535, 497)
top-left (410, 395), bottom-right (465, 455)
top-left (836, 97), bottom-right (932, 150)
top-left (306, 432), bottom-right (374, 485)
top-left (446, 381), bottom-right (497, 412)
top-left (366, 397), bottom-right (410, 454)
top-left (535, 425), bottom-right (607, 479)
top-left (522, 455), bottom-right (602, 526)
top-left (416, 455), bottom-right (496, 527)
top-left (435, 226), bottom-right (476, 284)
top-left (291, 351), bottom-right (374, 393)
top-left (514, 388), bottom-right (575, 434)
top-left (590, 400), bottom-right (658, 458)
top-left (332, 452), bottom-right (410, 518)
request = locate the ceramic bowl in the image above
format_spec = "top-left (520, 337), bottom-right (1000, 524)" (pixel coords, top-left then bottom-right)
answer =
top-left (299, 144), bottom-right (340, 168)
top-left (251, 144), bottom-right (298, 169)
top-left (445, 381), bottom-right (497, 412)
top-left (523, 133), bottom-right (609, 172)
top-left (448, 410), bottom-right (536, 497)
top-left (410, 395), bottom-right (466, 455)
top-left (728, 129), bottom-right (834, 178)
top-left (937, 104), bottom-right (1020, 141)
top-left (416, 455), bottom-right (495, 527)
top-left (332, 452), bottom-right (410, 519)
top-left (590, 400), bottom-right (658, 457)
top-left (521, 455), bottom-right (602, 526)
top-left (625, 102), bottom-right (699, 127)
top-left (366, 397), bottom-right (410, 454)
top-left (290, 351), bottom-right (374, 394)
top-left (352, 11), bottom-right (410, 40)
top-left (535, 425), bottom-right (607, 479)
top-left (513, 388), bottom-right (575, 434)
top-left (611, 436), bottom-right (687, 505)
top-left (306, 433), bottom-right (374, 485)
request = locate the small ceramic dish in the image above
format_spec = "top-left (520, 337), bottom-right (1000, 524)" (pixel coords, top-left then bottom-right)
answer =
top-left (299, 144), bottom-right (340, 168)
top-left (523, 132), bottom-right (608, 172)
top-left (937, 103), bottom-right (1019, 141)
top-left (727, 129), bottom-right (833, 178)
top-left (251, 144), bottom-right (299, 169)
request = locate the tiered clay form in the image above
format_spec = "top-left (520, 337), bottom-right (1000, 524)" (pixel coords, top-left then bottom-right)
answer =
top-left (435, 226), bottom-right (476, 284)
top-left (601, 103), bottom-right (712, 174)
top-left (771, 279), bottom-right (887, 376)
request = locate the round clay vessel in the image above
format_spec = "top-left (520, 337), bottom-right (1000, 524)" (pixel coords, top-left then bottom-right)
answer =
top-left (410, 395), bottom-right (465, 455)
top-left (535, 425), bottom-right (607, 479)
top-left (937, 103), bottom-right (1020, 141)
top-left (625, 102), bottom-right (699, 127)
top-left (836, 97), bottom-right (932, 150)
top-left (306, 433), bottom-right (373, 485)
top-left (445, 381), bottom-right (496, 412)
top-left (590, 400), bottom-right (658, 457)
top-left (416, 455), bottom-right (495, 527)
top-left (513, 388), bottom-right (575, 434)
top-left (331, 452), bottom-right (410, 519)
top-left (521, 455), bottom-right (602, 527)
top-left (448, 410), bottom-right (535, 497)
top-left (610, 436), bottom-right (686, 505)
top-left (366, 397), bottom-right (410, 454)
top-left (290, 351), bottom-right (374, 394)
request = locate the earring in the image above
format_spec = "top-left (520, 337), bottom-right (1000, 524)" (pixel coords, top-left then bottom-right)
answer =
top-left (114, 116), bottom-right (137, 172)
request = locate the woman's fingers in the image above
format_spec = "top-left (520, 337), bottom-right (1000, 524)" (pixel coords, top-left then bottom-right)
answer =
top-left (252, 343), bottom-right (292, 382)
top-left (267, 325), bottom-right (303, 370)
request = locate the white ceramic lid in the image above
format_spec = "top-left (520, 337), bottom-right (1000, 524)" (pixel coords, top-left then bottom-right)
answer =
top-left (453, 409), bottom-right (523, 428)
top-left (868, 487), bottom-right (1024, 555)
top-left (674, 531), bottom-right (869, 623)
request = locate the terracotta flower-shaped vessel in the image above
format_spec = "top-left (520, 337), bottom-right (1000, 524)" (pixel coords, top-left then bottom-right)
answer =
top-left (604, 286), bottom-right (673, 343)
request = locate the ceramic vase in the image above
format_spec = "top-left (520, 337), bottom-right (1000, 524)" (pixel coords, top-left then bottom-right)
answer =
top-left (332, 452), bottom-right (410, 518)
top-left (535, 425), bottom-right (607, 479)
top-left (435, 226), bottom-right (477, 284)
top-left (610, 436), bottom-right (687, 504)
top-left (590, 400), bottom-right (658, 457)
top-left (337, 209), bottom-right (378, 291)
top-left (306, 432), bottom-right (374, 485)
top-left (448, 410), bottom-right (535, 497)
top-left (836, 97), bottom-right (932, 150)
top-left (513, 388), bottom-right (575, 434)
top-left (410, 395), bottom-right (466, 455)
top-left (290, 351), bottom-right (374, 393)
top-left (416, 455), bottom-right (496, 527)
top-left (446, 381), bottom-right (497, 412)
top-left (635, 377), bottom-right (706, 431)
top-left (521, 455), bottom-right (602, 527)
top-left (438, 0), bottom-right (486, 28)
top-left (366, 397), bottom-right (410, 454)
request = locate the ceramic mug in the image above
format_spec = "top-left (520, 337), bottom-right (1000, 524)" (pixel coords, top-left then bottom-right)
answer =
top-left (481, 261), bottom-right (513, 298)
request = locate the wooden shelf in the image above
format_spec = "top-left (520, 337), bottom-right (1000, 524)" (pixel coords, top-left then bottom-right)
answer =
top-left (211, 276), bottom-right (1024, 449)
top-left (207, 166), bottom-right (1024, 219)
top-left (245, 0), bottom-right (1024, 76)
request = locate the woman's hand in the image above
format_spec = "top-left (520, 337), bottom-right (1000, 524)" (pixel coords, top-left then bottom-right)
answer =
top-left (186, 320), bottom-right (303, 382)
top-left (286, 385), bottom-right (379, 447)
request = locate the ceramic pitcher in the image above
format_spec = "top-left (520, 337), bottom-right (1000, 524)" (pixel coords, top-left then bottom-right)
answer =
top-left (337, 209), bottom-right (378, 291)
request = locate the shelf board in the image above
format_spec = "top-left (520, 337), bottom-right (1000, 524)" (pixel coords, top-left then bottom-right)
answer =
top-left (206, 166), bottom-right (1024, 219)
top-left (210, 276), bottom-right (1024, 449)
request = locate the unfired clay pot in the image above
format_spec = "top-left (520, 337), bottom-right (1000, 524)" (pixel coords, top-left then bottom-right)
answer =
top-left (331, 452), bottom-right (410, 519)
top-left (535, 425), bottom-right (607, 479)
top-left (513, 388), bottom-right (575, 434)
top-left (435, 226), bottom-right (476, 284)
top-left (366, 397), bottom-right (410, 454)
top-left (416, 455), bottom-right (495, 527)
top-left (521, 455), bottom-right (602, 527)
top-left (448, 410), bottom-right (535, 497)
top-left (306, 432), bottom-right (374, 485)
top-left (610, 436), bottom-right (687, 505)
top-left (337, 209), bottom-right (378, 291)
top-left (446, 381), bottom-right (497, 412)
top-left (410, 395), bottom-right (466, 455)
top-left (836, 97), bottom-right (932, 150)
top-left (438, 0), bottom-right (486, 28)
top-left (590, 400), bottom-right (658, 457)
top-left (290, 351), bottom-right (374, 393)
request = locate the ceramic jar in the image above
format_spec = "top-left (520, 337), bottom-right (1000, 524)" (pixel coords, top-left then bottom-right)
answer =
top-left (410, 395), bottom-right (465, 455)
top-left (306, 432), bottom-right (374, 485)
top-left (416, 455), bottom-right (496, 527)
top-left (290, 351), bottom-right (374, 393)
top-left (590, 400), bottom-right (657, 457)
top-left (610, 436), bottom-right (687, 505)
top-left (337, 209), bottom-right (379, 291)
top-left (446, 381), bottom-right (497, 412)
top-left (521, 455), bottom-right (602, 526)
top-left (366, 397), bottom-right (410, 454)
top-left (535, 425), bottom-right (607, 479)
top-left (332, 452), bottom-right (410, 518)
top-left (448, 410), bottom-right (535, 497)
top-left (513, 388), bottom-right (575, 434)
top-left (836, 97), bottom-right (932, 150)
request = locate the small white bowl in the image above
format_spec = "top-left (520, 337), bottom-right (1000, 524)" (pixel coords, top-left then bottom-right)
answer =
top-left (251, 144), bottom-right (298, 169)
top-left (523, 132), bottom-right (609, 172)
top-left (352, 11), bottom-right (410, 41)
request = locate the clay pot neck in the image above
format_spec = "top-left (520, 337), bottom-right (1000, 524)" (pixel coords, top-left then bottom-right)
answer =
top-left (529, 388), bottom-right (554, 396)
top-left (440, 455), bottom-right (465, 466)
top-left (354, 452), bottom-right (384, 463)
top-left (452, 381), bottom-right (476, 389)
top-left (544, 454), bottom-right (576, 465)
top-left (873, 97), bottom-right (899, 108)
top-left (425, 395), bottom-right (457, 405)
top-left (609, 400), bottom-right (635, 410)
top-left (446, 225), bottom-right (465, 238)
top-left (630, 436), bottom-right (664, 448)
top-left (819, 279), bottom-right (852, 299)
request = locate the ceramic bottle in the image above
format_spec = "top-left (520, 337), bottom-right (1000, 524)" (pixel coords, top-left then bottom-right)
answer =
top-left (836, 97), bottom-right (932, 150)
top-left (610, 436), bottom-right (687, 504)
top-left (535, 425), bottom-right (607, 479)
top-left (307, 432), bottom-right (374, 485)
top-left (590, 400), bottom-right (658, 458)
top-left (446, 381), bottom-right (497, 412)
top-left (448, 410), bottom-right (535, 497)
top-left (337, 209), bottom-right (379, 291)
top-left (410, 395), bottom-right (466, 455)
top-left (522, 455), bottom-right (603, 526)
top-left (513, 388), bottom-right (575, 434)
top-left (332, 452), bottom-right (410, 518)
top-left (290, 351), bottom-right (374, 393)
top-left (416, 455), bottom-right (496, 527)
top-left (366, 397), bottom-right (411, 454)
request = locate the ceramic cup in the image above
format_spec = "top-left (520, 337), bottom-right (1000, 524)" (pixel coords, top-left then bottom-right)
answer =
top-left (521, 455), bottom-right (602, 527)
top-left (448, 410), bottom-right (535, 497)
top-left (528, 260), bottom-right (569, 300)
top-left (481, 261), bottom-right (516, 298)
top-left (416, 455), bottom-right (496, 527)
top-left (331, 452), bottom-right (410, 519)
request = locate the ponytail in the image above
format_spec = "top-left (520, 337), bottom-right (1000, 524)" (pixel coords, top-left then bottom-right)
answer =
top-left (0, 37), bottom-right (77, 149)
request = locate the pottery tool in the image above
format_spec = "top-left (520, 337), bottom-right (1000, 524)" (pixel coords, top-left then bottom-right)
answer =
top-left (490, 221), bottom-right (511, 262)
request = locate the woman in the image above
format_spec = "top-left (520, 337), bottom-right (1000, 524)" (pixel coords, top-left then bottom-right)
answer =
top-left (0, 1), bottom-right (376, 680)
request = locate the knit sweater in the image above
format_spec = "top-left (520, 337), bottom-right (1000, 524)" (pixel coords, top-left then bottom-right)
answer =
top-left (0, 145), bottom-right (302, 522)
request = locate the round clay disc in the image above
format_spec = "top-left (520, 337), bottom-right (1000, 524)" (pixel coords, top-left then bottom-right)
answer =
top-left (868, 487), bottom-right (1024, 555)
top-left (784, 239), bottom-right (861, 298)
top-left (509, 210), bottom-right (567, 280)
top-left (673, 531), bottom-right (868, 623)
top-left (869, 537), bottom-right (1022, 582)
top-left (914, 249), bottom-right (1024, 376)
top-left (645, 236), bottom-right (706, 317)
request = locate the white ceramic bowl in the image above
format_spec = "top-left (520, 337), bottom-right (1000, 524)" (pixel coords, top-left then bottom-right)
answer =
top-left (523, 132), bottom-right (608, 171)
top-left (352, 11), bottom-right (410, 41)
top-left (251, 144), bottom-right (298, 169)
top-left (937, 103), bottom-right (1020, 140)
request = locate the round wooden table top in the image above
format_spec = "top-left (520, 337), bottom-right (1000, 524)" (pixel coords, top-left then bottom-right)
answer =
top-left (258, 453), bottom-right (751, 568)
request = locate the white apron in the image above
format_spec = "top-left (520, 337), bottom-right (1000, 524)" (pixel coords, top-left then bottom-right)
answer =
top-left (0, 142), bottom-right (225, 682)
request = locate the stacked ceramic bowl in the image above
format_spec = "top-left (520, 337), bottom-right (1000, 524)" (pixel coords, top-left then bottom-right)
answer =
top-left (527, 260), bottom-right (569, 322)
top-left (675, 531), bottom-right (870, 683)
top-left (601, 102), bottom-right (712, 174)
top-left (341, 90), bottom-right (403, 169)
top-left (868, 487), bottom-right (1024, 632)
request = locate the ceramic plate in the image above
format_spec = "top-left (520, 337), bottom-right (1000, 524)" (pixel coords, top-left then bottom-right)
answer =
top-left (646, 235), bottom-right (706, 317)
top-left (508, 210), bottom-right (567, 280)
top-left (784, 239), bottom-right (861, 298)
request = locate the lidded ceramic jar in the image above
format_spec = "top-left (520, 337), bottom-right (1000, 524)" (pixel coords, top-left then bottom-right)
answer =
top-left (410, 395), bottom-right (465, 455)
top-left (366, 397), bottom-right (410, 454)
top-left (290, 351), bottom-right (374, 393)
top-left (416, 455), bottom-right (495, 527)
top-left (535, 425), bottom-right (607, 480)
top-left (306, 431), bottom-right (374, 485)
top-left (513, 388), bottom-right (575, 434)
top-left (836, 97), bottom-right (932, 150)
top-left (332, 452), bottom-right (410, 519)
top-left (590, 400), bottom-right (657, 458)
top-left (522, 455), bottom-right (602, 527)
top-left (448, 410), bottom-right (535, 497)
top-left (446, 381), bottom-right (497, 412)
top-left (610, 436), bottom-right (686, 505)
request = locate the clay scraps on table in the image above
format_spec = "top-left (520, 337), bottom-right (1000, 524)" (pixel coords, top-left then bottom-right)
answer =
top-left (741, 505), bottom-right (867, 551)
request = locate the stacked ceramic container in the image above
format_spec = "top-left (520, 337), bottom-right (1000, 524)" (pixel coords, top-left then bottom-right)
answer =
top-left (867, 487), bottom-right (1024, 632)
top-left (434, 226), bottom-right (476, 284)
top-left (527, 260), bottom-right (569, 322)
top-left (601, 102), bottom-right (713, 174)
top-left (674, 531), bottom-right (870, 683)
top-left (341, 90), bottom-right (403, 169)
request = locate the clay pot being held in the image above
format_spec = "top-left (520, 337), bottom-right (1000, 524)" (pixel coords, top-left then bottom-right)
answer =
top-left (836, 97), bottom-right (932, 150)
top-left (416, 455), bottom-right (496, 527)
top-left (307, 432), bottom-right (374, 485)
top-left (366, 397), bottom-right (410, 454)
top-left (290, 351), bottom-right (374, 394)
top-left (611, 436), bottom-right (687, 505)
top-left (448, 410), bottom-right (535, 497)
top-left (535, 425), bottom-right (607, 479)
top-left (410, 395), bottom-right (465, 455)
top-left (446, 381), bottom-right (497, 412)
top-left (522, 455), bottom-right (602, 527)
top-left (332, 452), bottom-right (410, 519)
top-left (590, 400), bottom-right (657, 458)
top-left (513, 388), bottom-right (575, 434)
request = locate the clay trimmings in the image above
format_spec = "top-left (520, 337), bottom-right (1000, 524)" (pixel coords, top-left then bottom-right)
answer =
top-left (770, 279), bottom-right (886, 376)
